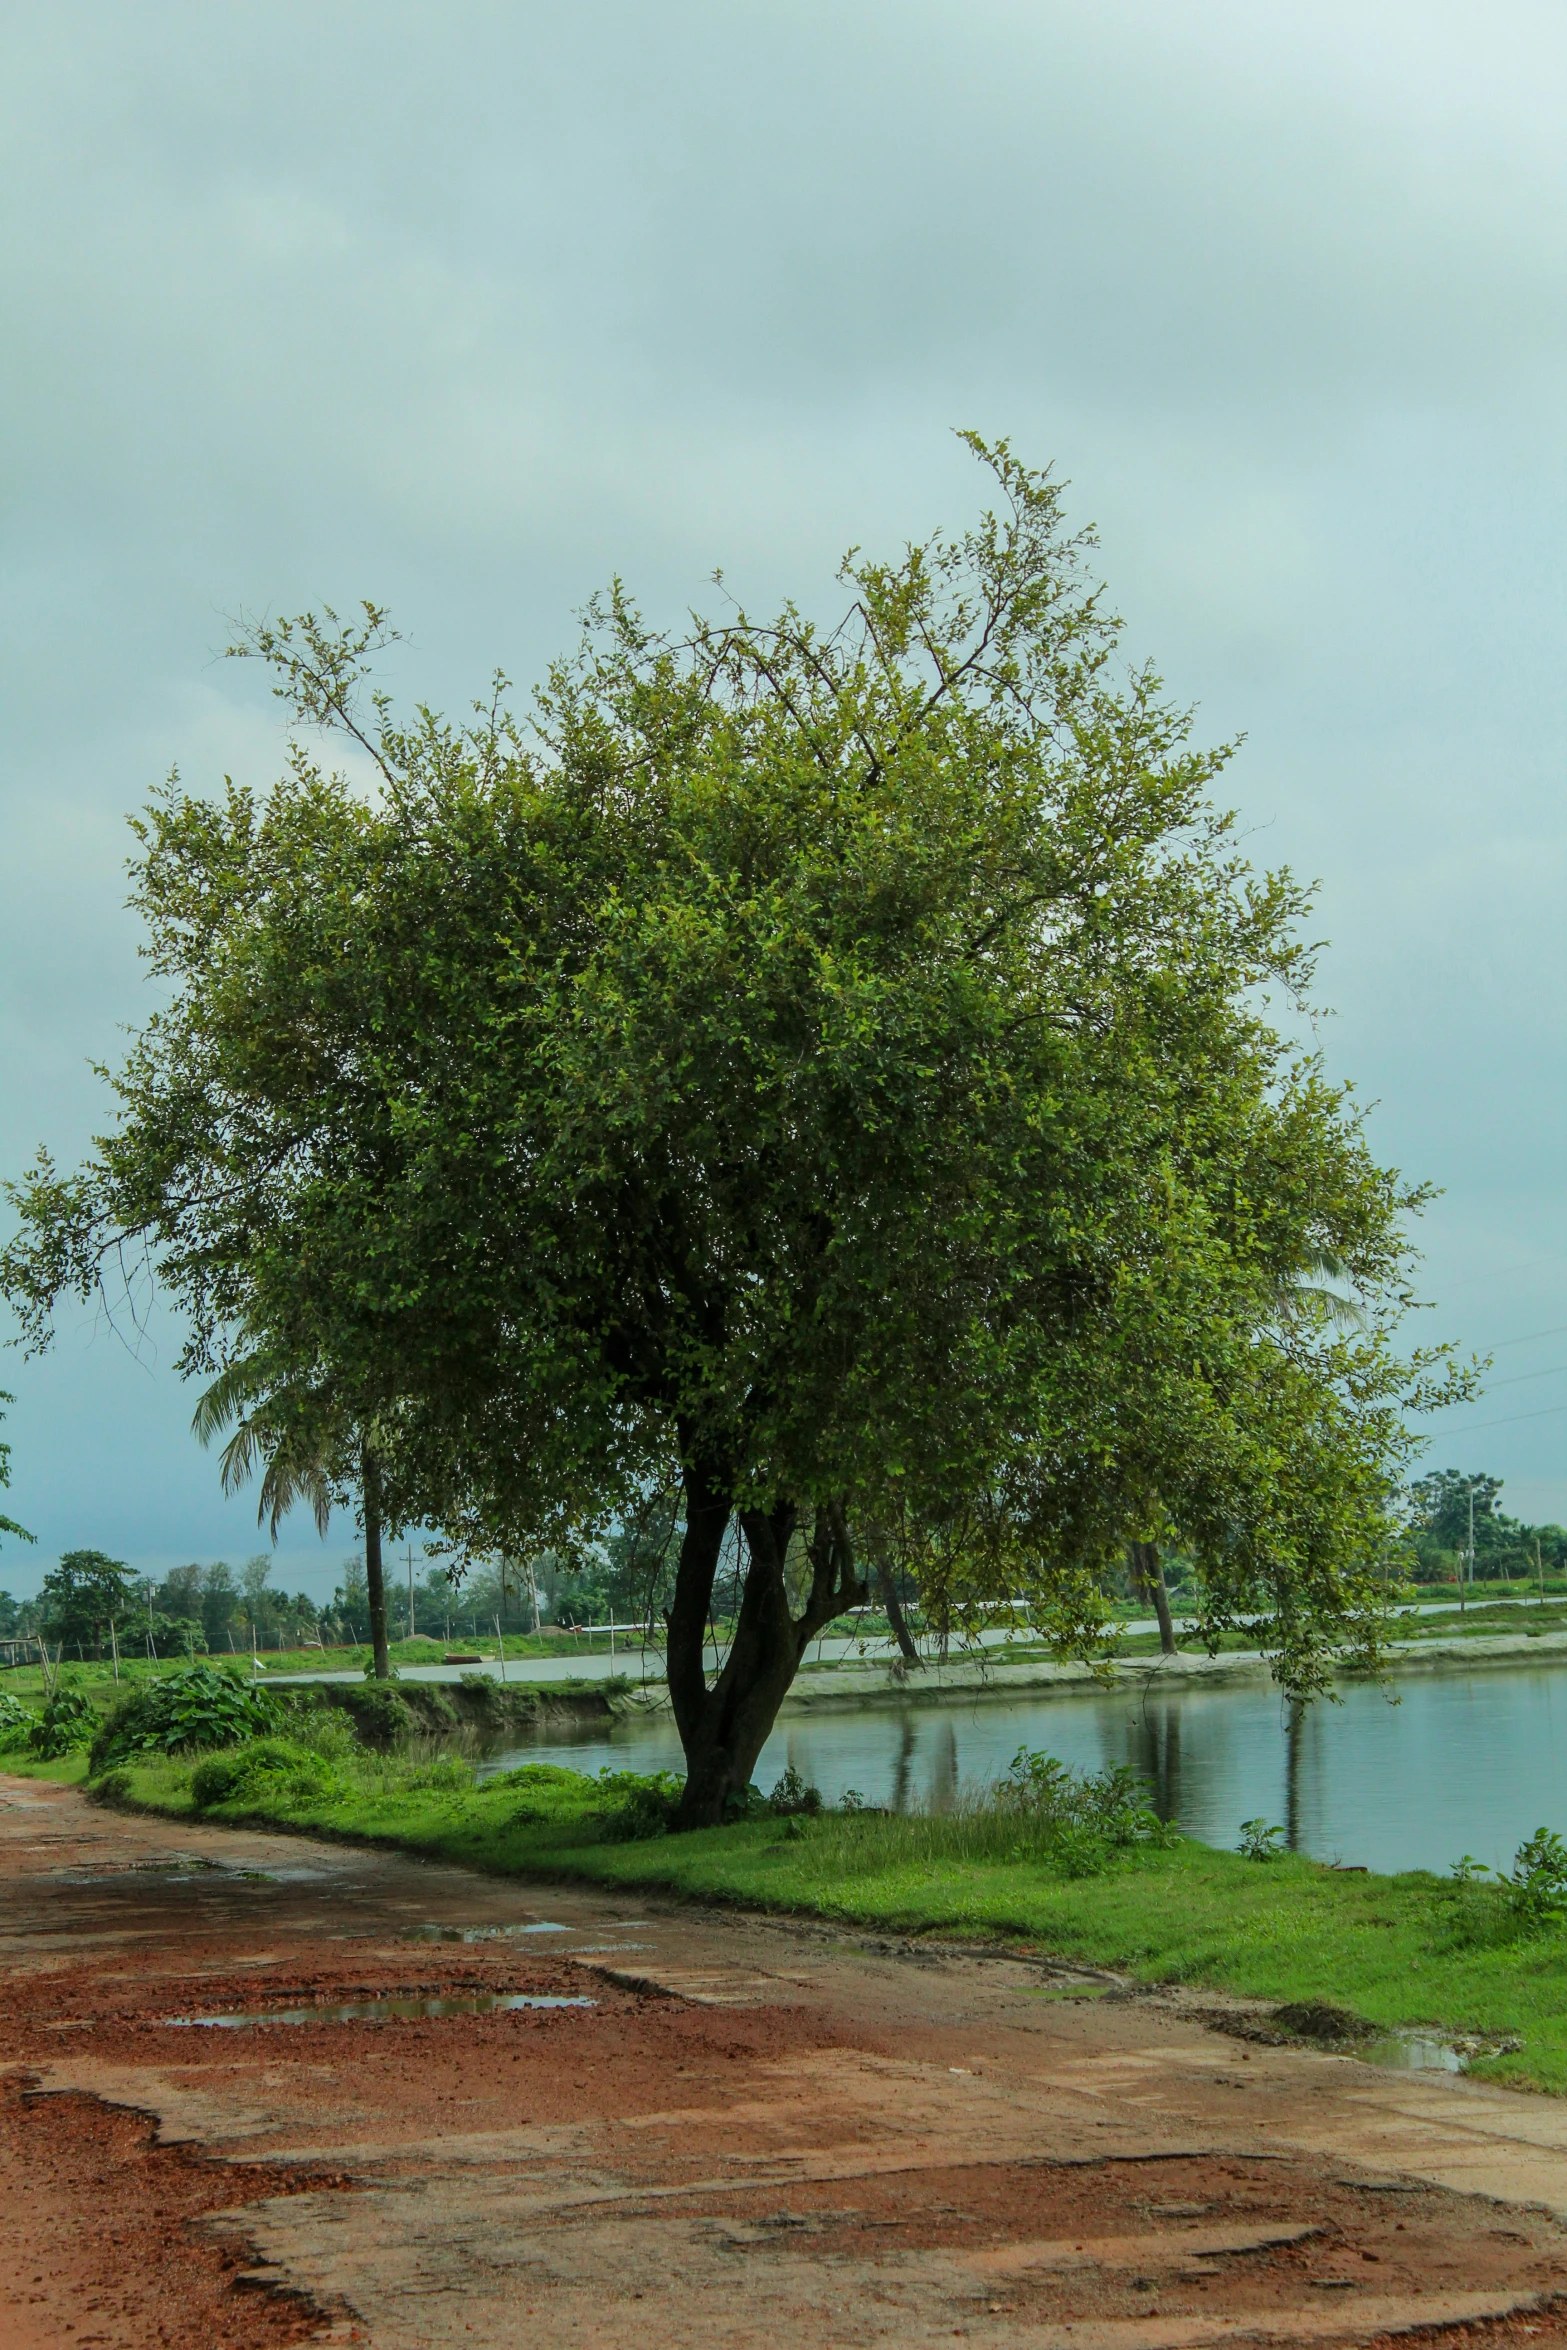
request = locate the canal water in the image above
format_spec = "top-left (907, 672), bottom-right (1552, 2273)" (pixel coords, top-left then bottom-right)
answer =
top-left (477, 1662), bottom-right (1567, 1877)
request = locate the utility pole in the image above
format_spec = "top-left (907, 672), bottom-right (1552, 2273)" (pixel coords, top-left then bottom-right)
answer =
top-left (1462, 1486), bottom-right (1474, 1615)
top-left (406, 1544), bottom-right (415, 1642)
top-left (1538, 1535), bottom-right (1546, 1608)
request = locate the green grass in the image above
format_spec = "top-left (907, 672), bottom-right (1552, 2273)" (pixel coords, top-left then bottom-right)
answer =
top-left (14, 1734), bottom-right (1563, 2099)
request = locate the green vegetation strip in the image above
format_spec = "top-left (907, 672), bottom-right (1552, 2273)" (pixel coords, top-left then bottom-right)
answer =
top-left (9, 1721), bottom-right (1566, 2098)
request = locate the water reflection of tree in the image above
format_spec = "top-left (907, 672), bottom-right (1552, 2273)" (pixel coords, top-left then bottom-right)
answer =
top-left (891, 1715), bottom-right (918, 1815)
top-left (928, 1718), bottom-right (958, 1814)
top-left (1285, 1700), bottom-right (1305, 1850)
top-left (1126, 1700), bottom-right (1183, 1825)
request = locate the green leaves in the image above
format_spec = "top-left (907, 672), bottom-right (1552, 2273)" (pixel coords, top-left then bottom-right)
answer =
top-left (0, 1392), bottom-right (32, 1551)
top-left (88, 1664), bottom-right (283, 1772)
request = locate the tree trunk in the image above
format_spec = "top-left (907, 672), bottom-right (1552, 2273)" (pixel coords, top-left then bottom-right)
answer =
top-left (1130, 1539), bottom-right (1177, 1657)
top-left (667, 1462), bottom-right (865, 1828)
top-left (875, 1557), bottom-right (921, 1665)
top-left (363, 1444), bottom-right (391, 1681)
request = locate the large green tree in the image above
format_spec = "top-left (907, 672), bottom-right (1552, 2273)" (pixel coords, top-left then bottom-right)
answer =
top-left (38, 1549), bottom-right (137, 1659)
top-left (1, 442), bottom-right (1462, 1820)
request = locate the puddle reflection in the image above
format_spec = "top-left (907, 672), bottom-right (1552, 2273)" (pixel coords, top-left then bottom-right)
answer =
top-left (160, 1990), bottom-right (597, 2026)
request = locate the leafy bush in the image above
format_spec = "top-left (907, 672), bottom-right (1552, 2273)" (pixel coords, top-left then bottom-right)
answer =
top-left (1449, 1829), bottom-right (1567, 1940)
top-left (88, 1665), bottom-right (282, 1773)
top-left (1237, 1818), bottom-right (1287, 1861)
top-left (0, 1688), bottom-right (35, 1749)
top-left (29, 1685), bottom-right (97, 1757)
top-left (769, 1763), bottom-right (822, 1817)
top-left (995, 1749), bottom-right (1171, 1852)
top-left (190, 1737), bottom-right (343, 1812)
top-left (1505, 1828), bottom-right (1567, 1926)
top-left (597, 1768), bottom-right (682, 1839)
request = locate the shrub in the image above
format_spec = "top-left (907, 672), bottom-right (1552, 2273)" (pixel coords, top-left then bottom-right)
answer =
top-left (1506, 1828), bottom-right (1567, 1927)
top-left (597, 1769), bottom-right (682, 1840)
top-left (88, 1665), bottom-right (282, 1773)
top-left (995, 1748), bottom-right (1170, 1853)
top-left (1237, 1818), bottom-right (1287, 1861)
top-left (769, 1763), bottom-right (823, 1817)
top-left (0, 1689), bottom-right (35, 1749)
top-left (190, 1737), bottom-right (342, 1812)
top-left (29, 1685), bottom-right (97, 1757)
top-left (1449, 1829), bottom-right (1567, 1942)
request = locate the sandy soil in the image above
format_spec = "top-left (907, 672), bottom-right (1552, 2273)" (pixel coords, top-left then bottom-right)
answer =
top-left (7, 1775), bottom-right (1567, 2348)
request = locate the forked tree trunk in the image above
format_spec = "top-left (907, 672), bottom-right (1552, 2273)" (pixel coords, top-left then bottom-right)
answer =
top-left (363, 1444), bottom-right (391, 1681)
top-left (667, 1460), bottom-right (865, 1827)
top-left (1129, 1539), bottom-right (1177, 1657)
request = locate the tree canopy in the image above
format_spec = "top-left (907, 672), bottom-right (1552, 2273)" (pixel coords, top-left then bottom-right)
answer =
top-left (38, 1549), bottom-right (136, 1657)
top-left (0, 440), bottom-right (1463, 1818)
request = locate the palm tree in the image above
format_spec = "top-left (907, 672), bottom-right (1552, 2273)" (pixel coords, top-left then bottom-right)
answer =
top-left (1127, 1253), bottom-right (1367, 1659)
top-left (192, 1363), bottom-right (394, 1681)
top-left (1272, 1248), bottom-right (1367, 1333)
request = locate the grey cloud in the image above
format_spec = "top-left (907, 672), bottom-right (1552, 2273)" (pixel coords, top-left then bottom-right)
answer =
top-left (1, 0), bottom-right (1564, 1586)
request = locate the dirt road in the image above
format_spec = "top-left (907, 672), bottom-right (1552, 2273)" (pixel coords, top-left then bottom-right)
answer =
top-left (7, 1775), bottom-right (1567, 2348)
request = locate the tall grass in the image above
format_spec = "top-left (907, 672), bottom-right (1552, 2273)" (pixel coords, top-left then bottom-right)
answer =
top-left (776, 1752), bottom-right (1173, 1880)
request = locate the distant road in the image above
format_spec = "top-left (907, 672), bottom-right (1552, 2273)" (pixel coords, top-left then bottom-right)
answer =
top-left (263, 1595), bottom-right (1522, 1689)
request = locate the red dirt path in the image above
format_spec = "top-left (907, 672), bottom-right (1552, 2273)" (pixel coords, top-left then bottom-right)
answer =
top-left (7, 1775), bottom-right (1567, 2349)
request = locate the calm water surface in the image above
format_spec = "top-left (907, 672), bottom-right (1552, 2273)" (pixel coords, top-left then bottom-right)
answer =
top-left (478, 1663), bottom-right (1567, 1876)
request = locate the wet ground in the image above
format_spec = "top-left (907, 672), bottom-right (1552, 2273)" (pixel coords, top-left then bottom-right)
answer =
top-left (8, 1775), bottom-right (1567, 2347)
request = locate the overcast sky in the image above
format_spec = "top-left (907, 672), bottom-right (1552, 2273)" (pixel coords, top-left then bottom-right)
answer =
top-left (2, 1), bottom-right (1564, 1597)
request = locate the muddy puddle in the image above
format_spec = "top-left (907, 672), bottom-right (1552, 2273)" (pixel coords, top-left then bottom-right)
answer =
top-left (408, 1919), bottom-right (571, 1939)
top-left (159, 1989), bottom-right (598, 2027)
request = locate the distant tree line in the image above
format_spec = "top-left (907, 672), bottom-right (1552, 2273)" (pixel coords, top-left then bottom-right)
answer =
top-left (1405, 1471), bottom-right (1567, 1583)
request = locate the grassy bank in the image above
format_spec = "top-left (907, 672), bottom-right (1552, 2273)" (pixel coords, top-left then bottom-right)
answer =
top-left (13, 1723), bottom-right (1567, 2099)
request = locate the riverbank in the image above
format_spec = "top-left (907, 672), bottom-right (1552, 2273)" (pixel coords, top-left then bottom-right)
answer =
top-left (726, 1620), bottom-right (1567, 1716)
top-left (41, 1737), bottom-right (1567, 2098)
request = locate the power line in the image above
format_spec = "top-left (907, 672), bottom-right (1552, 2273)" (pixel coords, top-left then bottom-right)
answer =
top-left (1482, 1321), bottom-right (1567, 1353)
top-left (1435, 1360), bottom-right (1567, 1396)
top-left (1416, 1399), bottom-right (1567, 1442)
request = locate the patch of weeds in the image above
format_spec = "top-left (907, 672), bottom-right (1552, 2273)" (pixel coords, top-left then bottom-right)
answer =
top-left (1273, 1999), bottom-right (1373, 2043)
top-left (329, 1682), bottom-right (414, 1750)
top-left (404, 1755), bottom-right (476, 1795)
top-left (1237, 1818), bottom-right (1287, 1861)
top-left (190, 1737), bottom-right (345, 1812)
top-left (1442, 1830), bottom-right (1567, 1947)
